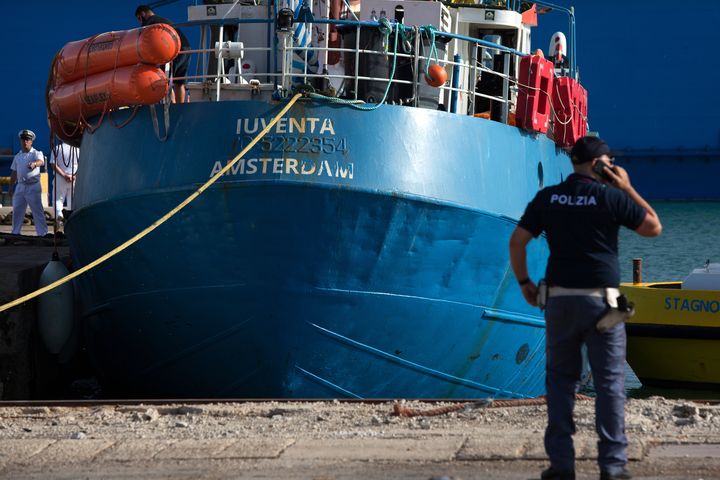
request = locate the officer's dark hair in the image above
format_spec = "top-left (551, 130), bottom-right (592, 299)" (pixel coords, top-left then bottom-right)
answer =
top-left (135, 5), bottom-right (153, 16)
top-left (570, 136), bottom-right (610, 164)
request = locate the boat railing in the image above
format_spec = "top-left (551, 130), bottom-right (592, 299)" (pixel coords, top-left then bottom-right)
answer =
top-left (174, 16), bottom-right (521, 124)
top-left (46, 2), bottom-right (581, 148)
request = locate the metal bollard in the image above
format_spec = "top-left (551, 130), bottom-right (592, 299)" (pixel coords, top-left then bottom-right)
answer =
top-left (632, 258), bottom-right (642, 284)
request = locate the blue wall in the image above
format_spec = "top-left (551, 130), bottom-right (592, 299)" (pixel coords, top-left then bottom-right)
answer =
top-left (1, 1), bottom-right (718, 154)
top-left (0, 1), bottom-right (187, 155)
top-left (535, 0), bottom-right (720, 151)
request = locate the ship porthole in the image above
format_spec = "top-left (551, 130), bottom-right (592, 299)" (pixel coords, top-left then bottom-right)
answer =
top-left (515, 343), bottom-right (530, 364)
top-left (537, 162), bottom-right (544, 188)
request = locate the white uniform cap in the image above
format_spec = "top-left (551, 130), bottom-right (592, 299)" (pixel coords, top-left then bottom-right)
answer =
top-left (18, 129), bottom-right (36, 140)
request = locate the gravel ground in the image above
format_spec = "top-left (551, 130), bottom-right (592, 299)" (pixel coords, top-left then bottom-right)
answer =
top-left (1, 398), bottom-right (720, 479)
top-left (1, 397), bottom-right (719, 443)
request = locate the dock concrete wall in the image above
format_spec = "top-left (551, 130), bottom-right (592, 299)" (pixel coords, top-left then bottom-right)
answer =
top-left (0, 244), bottom-right (75, 400)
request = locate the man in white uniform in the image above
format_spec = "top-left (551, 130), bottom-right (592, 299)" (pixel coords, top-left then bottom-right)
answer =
top-left (49, 141), bottom-right (79, 221)
top-left (10, 129), bottom-right (48, 236)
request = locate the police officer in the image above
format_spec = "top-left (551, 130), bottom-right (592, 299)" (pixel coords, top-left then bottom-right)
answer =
top-left (509, 136), bottom-right (662, 480)
top-left (10, 129), bottom-right (49, 236)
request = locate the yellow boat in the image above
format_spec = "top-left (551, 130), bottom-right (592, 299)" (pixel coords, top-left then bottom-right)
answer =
top-left (620, 263), bottom-right (720, 389)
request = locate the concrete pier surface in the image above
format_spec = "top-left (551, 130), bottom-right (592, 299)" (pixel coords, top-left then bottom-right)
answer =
top-left (0, 204), bottom-right (71, 400)
top-left (1, 398), bottom-right (719, 479)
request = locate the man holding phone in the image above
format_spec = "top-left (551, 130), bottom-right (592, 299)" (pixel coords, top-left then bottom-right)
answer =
top-left (508, 136), bottom-right (662, 480)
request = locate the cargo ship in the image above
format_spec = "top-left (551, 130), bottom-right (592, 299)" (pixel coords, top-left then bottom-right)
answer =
top-left (48, 0), bottom-right (588, 398)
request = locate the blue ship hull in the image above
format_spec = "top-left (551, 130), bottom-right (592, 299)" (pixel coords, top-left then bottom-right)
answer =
top-left (66, 100), bottom-right (571, 398)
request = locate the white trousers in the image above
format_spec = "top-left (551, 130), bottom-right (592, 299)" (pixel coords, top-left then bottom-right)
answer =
top-left (53, 175), bottom-right (74, 218)
top-left (12, 181), bottom-right (48, 236)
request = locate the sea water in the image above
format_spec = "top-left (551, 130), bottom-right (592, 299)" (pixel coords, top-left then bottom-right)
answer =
top-left (619, 202), bottom-right (720, 398)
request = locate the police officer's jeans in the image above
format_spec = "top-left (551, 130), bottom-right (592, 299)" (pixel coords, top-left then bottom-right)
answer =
top-left (544, 295), bottom-right (628, 475)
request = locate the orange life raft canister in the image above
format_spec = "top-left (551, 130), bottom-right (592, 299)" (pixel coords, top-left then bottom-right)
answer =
top-left (49, 64), bottom-right (169, 120)
top-left (55, 24), bottom-right (181, 84)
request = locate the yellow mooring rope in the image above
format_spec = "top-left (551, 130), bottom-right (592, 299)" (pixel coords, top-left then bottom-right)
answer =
top-left (0, 93), bottom-right (303, 314)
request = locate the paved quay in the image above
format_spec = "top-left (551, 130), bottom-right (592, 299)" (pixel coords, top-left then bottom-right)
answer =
top-left (1, 399), bottom-right (719, 479)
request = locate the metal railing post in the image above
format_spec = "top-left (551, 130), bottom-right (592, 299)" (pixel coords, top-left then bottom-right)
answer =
top-left (277, 30), bottom-right (293, 93)
top-left (450, 53), bottom-right (461, 114)
top-left (304, 41), bottom-right (309, 83)
top-left (354, 24), bottom-right (360, 101)
top-left (198, 25), bottom-right (207, 86)
top-left (270, 1), bottom-right (276, 86)
top-left (501, 52), bottom-right (510, 124)
top-left (469, 44), bottom-right (478, 116)
top-left (216, 25), bottom-right (225, 100)
top-left (412, 26), bottom-right (420, 107)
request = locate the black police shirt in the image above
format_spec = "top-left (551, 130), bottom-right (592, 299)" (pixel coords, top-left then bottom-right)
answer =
top-left (518, 173), bottom-right (646, 288)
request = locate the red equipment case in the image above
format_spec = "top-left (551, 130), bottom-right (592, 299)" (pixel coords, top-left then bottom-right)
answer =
top-left (552, 76), bottom-right (588, 148)
top-left (516, 54), bottom-right (554, 134)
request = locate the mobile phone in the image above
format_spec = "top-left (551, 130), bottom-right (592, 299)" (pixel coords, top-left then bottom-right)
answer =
top-left (592, 160), bottom-right (614, 181)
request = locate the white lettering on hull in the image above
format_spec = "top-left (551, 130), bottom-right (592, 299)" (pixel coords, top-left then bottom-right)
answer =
top-left (210, 158), bottom-right (354, 180)
top-left (236, 117), bottom-right (335, 135)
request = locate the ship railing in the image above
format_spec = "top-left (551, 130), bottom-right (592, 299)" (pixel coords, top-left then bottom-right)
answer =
top-left (174, 17), bottom-right (520, 123)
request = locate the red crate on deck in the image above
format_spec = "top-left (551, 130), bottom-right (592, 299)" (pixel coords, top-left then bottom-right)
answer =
top-left (552, 76), bottom-right (588, 147)
top-left (572, 80), bottom-right (588, 139)
top-left (516, 54), bottom-right (554, 134)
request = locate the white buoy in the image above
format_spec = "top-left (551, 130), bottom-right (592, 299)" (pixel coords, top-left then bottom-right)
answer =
top-left (549, 31), bottom-right (567, 63)
top-left (37, 255), bottom-right (74, 354)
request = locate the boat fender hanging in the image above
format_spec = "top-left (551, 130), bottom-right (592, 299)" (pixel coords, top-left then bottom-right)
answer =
top-left (425, 64), bottom-right (447, 87)
top-left (37, 254), bottom-right (74, 354)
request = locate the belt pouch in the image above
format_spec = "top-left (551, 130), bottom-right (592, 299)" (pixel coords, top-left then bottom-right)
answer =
top-left (536, 279), bottom-right (548, 310)
top-left (596, 293), bottom-right (635, 333)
